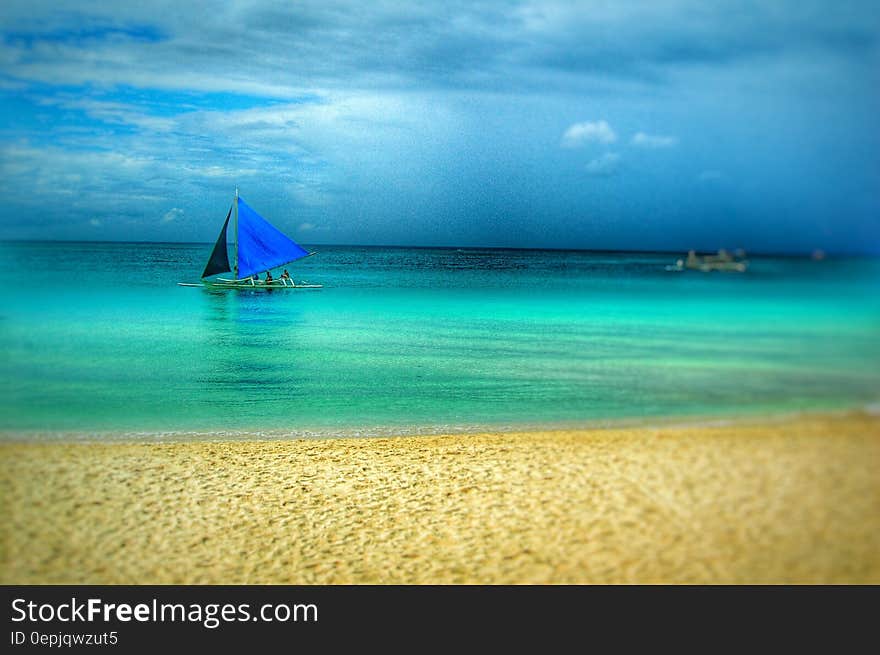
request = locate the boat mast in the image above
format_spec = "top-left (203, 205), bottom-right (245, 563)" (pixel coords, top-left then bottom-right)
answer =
top-left (233, 187), bottom-right (239, 278)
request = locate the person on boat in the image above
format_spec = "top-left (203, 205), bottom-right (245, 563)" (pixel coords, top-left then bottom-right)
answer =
top-left (265, 271), bottom-right (274, 284)
top-left (280, 269), bottom-right (290, 280)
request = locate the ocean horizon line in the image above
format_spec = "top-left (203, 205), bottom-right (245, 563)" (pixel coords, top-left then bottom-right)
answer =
top-left (2, 238), bottom-right (874, 259)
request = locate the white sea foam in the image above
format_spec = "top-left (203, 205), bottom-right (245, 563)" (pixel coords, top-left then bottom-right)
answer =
top-left (1, 405), bottom-right (871, 444)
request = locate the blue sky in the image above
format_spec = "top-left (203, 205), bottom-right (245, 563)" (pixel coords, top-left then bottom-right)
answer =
top-left (0, 1), bottom-right (877, 253)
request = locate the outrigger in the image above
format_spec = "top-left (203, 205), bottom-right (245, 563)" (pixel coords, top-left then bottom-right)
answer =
top-left (178, 189), bottom-right (322, 289)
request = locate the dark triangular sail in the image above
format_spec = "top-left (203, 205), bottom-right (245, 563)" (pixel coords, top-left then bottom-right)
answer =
top-left (236, 197), bottom-right (309, 279)
top-left (201, 207), bottom-right (232, 278)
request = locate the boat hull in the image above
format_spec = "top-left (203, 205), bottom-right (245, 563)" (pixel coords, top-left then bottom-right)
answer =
top-left (178, 279), bottom-right (322, 289)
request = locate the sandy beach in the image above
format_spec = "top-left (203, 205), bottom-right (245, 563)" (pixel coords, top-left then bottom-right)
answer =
top-left (2, 412), bottom-right (878, 584)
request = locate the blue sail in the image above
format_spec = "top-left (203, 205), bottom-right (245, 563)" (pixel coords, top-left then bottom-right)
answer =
top-left (236, 197), bottom-right (309, 279)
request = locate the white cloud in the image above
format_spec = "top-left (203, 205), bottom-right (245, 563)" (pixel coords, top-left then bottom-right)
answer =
top-left (161, 207), bottom-right (183, 223)
top-left (0, 2), bottom-right (872, 101)
top-left (561, 120), bottom-right (616, 148)
top-left (299, 222), bottom-right (316, 232)
top-left (0, 83), bottom-right (460, 240)
top-left (43, 97), bottom-right (176, 132)
top-left (89, 218), bottom-right (102, 227)
top-left (630, 132), bottom-right (678, 148)
top-left (585, 152), bottom-right (621, 176)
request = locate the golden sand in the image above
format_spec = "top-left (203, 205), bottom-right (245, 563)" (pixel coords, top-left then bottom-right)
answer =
top-left (2, 413), bottom-right (879, 584)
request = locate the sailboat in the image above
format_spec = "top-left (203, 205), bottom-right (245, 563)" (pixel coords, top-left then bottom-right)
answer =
top-left (179, 189), bottom-right (322, 289)
top-left (667, 249), bottom-right (748, 273)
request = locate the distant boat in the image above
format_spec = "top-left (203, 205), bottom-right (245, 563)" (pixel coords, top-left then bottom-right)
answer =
top-left (668, 249), bottom-right (748, 273)
top-left (178, 189), bottom-right (322, 289)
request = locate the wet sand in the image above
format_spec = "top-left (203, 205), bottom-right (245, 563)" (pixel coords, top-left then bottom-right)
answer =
top-left (2, 412), bottom-right (878, 584)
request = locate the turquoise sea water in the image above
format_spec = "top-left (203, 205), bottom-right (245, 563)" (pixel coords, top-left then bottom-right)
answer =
top-left (2, 241), bottom-right (879, 438)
